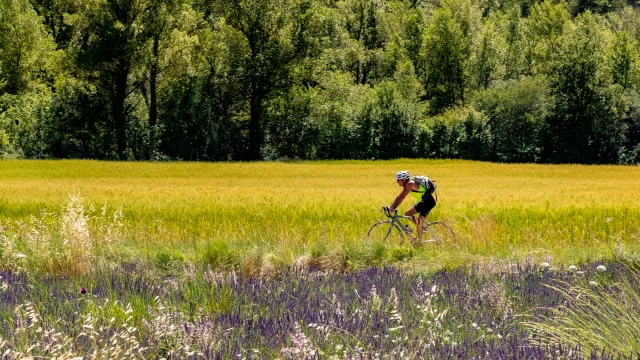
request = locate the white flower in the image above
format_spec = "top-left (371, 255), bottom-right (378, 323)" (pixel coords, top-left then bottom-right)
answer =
top-left (540, 262), bottom-right (550, 269)
top-left (596, 265), bottom-right (606, 272)
top-left (568, 265), bottom-right (578, 271)
top-left (472, 322), bottom-right (478, 328)
top-left (576, 271), bottom-right (585, 275)
top-left (589, 281), bottom-right (598, 286)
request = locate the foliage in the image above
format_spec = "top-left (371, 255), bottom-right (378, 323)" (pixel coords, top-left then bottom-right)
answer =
top-left (543, 12), bottom-right (625, 163)
top-left (474, 76), bottom-right (549, 162)
top-left (421, 0), bottom-right (481, 113)
top-left (1, 0), bottom-right (640, 162)
top-left (0, 0), bottom-right (59, 95)
top-left (428, 107), bottom-right (493, 160)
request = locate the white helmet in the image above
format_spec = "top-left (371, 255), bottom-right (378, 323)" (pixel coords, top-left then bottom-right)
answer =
top-left (395, 171), bottom-right (410, 180)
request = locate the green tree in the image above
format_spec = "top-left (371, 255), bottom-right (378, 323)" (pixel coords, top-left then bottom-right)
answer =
top-left (570, 0), bottom-right (625, 16)
top-left (338, 0), bottom-right (397, 85)
top-left (500, 6), bottom-right (526, 79)
top-left (608, 30), bottom-right (638, 90)
top-left (471, 13), bottom-right (503, 90)
top-left (427, 107), bottom-right (491, 160)
top-left (544, 13), bottom-right (623, 163)
top-left (521, 0), bottom-right (569, 76)
top-left (474, 76), bottom-right (549, 162)
top-left (0, 0), bottom-right (58, 95)
top-left (140, 0), bottom-right (198, 130)
top-left (405, 9), bottom-right (423, 69)
top-left (0, 0), bottom-right (59, 157)
top-left (213, 0), bottom-right (302, 160)
top-left (421, 0), bottom-right (480, 113)
top-left (372, 81), bottom-right (423, 159)
top-left (28, 0), bottom-right (78, 48)
top-left (67, 0), bottom-right (159, 159)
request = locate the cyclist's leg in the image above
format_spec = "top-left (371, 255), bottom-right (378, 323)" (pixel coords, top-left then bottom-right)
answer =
top-left (404, 206), bottom-right (419, 242)
top-left (417, 216), bottom-right (427, 240)
top-left (404, 206), bottom-right (418, 226)
top-left (419, 195), bottom-right (436, 240)
top-left (423, 194), bottom-right (436, 218)
top-left (404, 206), bottom-right (418, 217)
top-left (411, 202), bottom-right (428, 241)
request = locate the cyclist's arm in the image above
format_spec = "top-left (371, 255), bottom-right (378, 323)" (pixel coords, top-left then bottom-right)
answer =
top-left (389, 183), bottom-right (413, 212)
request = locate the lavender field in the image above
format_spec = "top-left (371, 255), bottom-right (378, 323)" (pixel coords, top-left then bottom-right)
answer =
top-left (1, 261), bottom-right (639, 359)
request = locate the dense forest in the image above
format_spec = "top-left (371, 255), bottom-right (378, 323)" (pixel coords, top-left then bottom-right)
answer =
top-left (1, 0), bottom-right (640, 163)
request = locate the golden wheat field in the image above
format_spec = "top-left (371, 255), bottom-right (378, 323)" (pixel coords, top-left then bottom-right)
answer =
top-left (1, 159), bottom-right (639, 272)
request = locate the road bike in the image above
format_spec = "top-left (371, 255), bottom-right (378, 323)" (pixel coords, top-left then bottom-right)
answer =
top-left (365, 206), bottom-right (456, 247)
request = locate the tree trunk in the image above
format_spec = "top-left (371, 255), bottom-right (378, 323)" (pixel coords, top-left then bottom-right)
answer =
top-left (113, 68), bottom-right (129, 160)
top-left (149, 36), bottom-right (159, 127)
top-left (248, 91), bottom-right (263, 160)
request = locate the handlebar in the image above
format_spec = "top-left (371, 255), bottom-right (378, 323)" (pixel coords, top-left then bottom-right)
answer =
top-left (382, 206), bottom-right (397, 218)
top-left (382, 206), bottom-right (415, 220)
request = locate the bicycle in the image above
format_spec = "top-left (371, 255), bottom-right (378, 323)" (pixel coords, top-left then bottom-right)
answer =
top-left (365, 206), bottom-right (456, 247)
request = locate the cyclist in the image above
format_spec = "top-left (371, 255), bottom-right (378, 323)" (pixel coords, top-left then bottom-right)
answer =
top-left (388, 170), bottom-right (436, 241)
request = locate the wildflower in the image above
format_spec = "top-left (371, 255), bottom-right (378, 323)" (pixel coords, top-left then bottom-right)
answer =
top-left (596, 265), bottom-right (606, 272)
top-left (589, 281), bottom-right (598, 286)
top-left (80, 287), bottom-right (87, 294)
top-left (568, 265), bottom-right (578, 271)
top-left (540, 262), bottom-right (550, 269)
top-left (576, 271), bottom-right (585, 275)
top-left (280, 324), bottom-right (316, 359)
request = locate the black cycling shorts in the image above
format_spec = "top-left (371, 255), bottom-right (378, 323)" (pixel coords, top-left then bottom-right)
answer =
top-left (414, 193), bottom-right (436, 217)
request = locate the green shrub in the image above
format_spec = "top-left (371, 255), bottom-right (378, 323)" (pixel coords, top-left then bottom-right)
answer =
top-left (154, 249), bottom-right (185, 272)
top-left (201, 241), bottom-right (240, 269)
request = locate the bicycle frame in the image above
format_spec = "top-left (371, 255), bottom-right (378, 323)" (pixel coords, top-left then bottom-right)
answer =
top-left (380, 206), bottom-right (440, 243)
top-left (368, 206), bottom-right (455, 246)
top-left (381, 207), bottom-right (413, 238)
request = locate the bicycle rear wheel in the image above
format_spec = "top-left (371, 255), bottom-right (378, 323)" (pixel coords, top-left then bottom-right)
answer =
top-left (421, 221), bottom-right (456, 247)
top-left (365, 220), bottom-right (407, 246)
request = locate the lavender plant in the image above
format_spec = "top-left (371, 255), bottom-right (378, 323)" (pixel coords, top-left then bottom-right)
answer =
top-left (0, 261), bottom-right (637, 358)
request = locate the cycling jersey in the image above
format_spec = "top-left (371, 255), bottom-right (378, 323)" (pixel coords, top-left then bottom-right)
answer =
top-left (412, 182), bottom-right (435, 217)
top-left (411, 183), bottom-right (427, 201)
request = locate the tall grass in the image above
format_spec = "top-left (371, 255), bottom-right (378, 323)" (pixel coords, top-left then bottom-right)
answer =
top-left (525, 268), bottom-right (640, 357)
top-left (0, 159), bottom-right (639, 273)
top-left (0, 193), bottom-right (123, 275)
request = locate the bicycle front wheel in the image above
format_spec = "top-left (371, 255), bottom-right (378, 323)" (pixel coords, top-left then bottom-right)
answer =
top-left (421, 221), bottom-right (457, 247)
top-left (365, 221), bottom-right (407, 246)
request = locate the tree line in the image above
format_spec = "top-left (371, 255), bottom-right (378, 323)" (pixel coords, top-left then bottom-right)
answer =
top-left (1, 0), bottom-right (640, 163)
